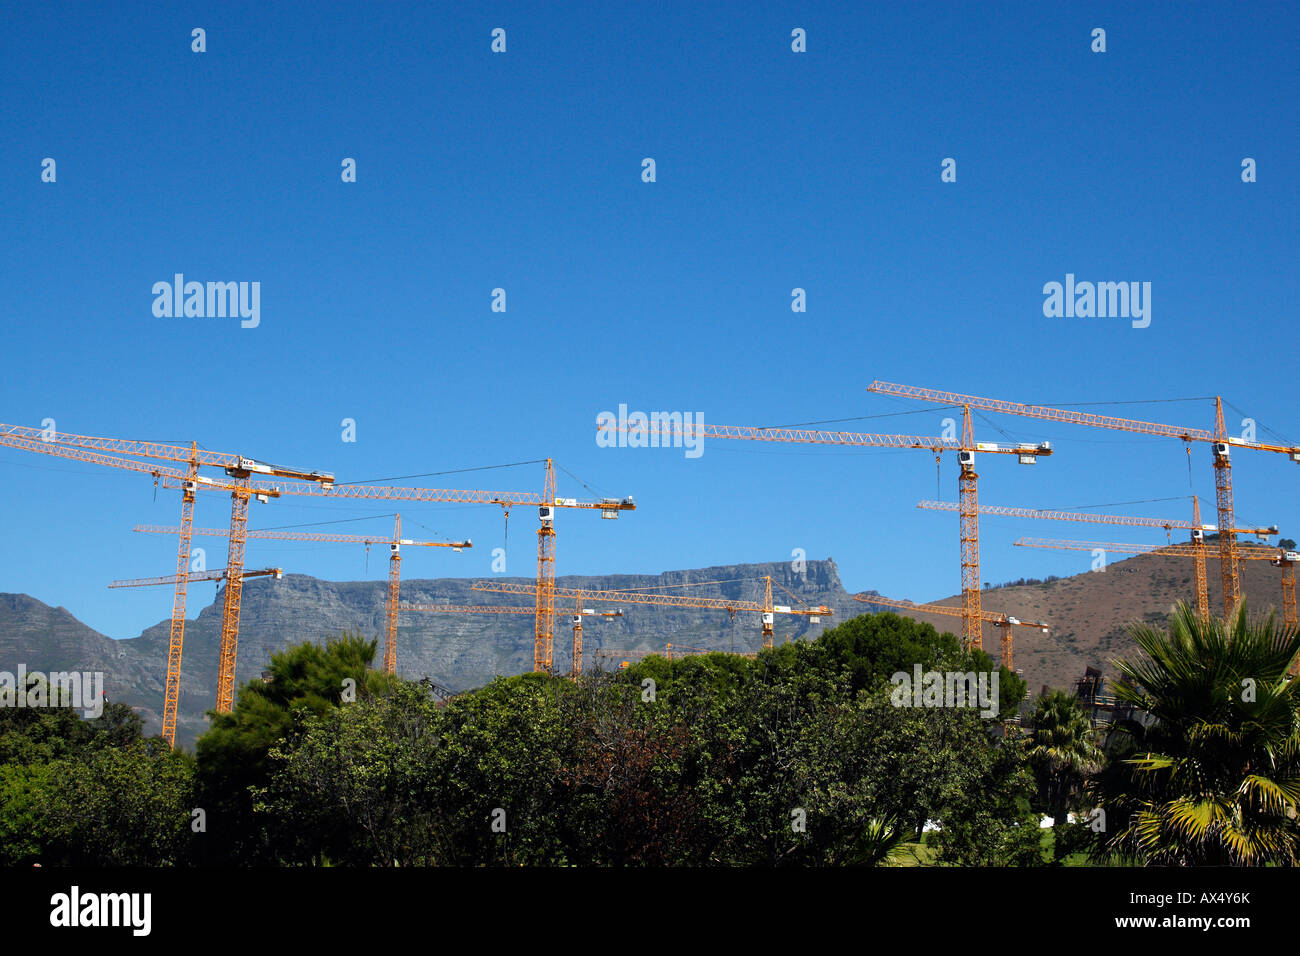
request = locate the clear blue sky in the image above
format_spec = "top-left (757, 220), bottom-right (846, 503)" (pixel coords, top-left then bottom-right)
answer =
top-left (2, 1), bottom-right (1297, 639)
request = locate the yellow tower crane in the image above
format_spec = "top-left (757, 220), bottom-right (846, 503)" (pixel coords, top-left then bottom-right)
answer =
top-left (0, 426), bottom-right (332, 732)
top-left (916, 497), bottom-right (1278, 621)
top-left (0, 435), bottom-right (317, 744)
top-left (132, 516), bottom-right (470, 675)
top-left (0, 434), bottom-right (630, 726)
top-left (605, 418), bottom-right (1045, 650)
top-left (870, 381), bottom-right (1300, 614)
top-left (610, 418), bottom-right (1049, 651)
top-left (1012, 537), bottom-right (1299, 628)
top-left (157, 457), bottom-right (633, 674)
top-left (852, 593), bottom-right (1048, 670)
top-left (109, 567), bottom-right (283, 588)
top-left (472, 575), bottom-right (831, 656)
top-left (401, 593), bottom-right (623, 676)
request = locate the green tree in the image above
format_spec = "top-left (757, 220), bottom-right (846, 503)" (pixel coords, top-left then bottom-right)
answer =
top-left (551, 674), bottom-right (709, 866)
top-left (785, 611), bottom-right (967, 694)
top-left (0, 691), bottom-right (159, 865)
top-left (0, 762), bottom-right (55, 864)
top-left (1096, 602), bottom-right (1300, 866)
top-left (930, 731), bottom-right (1043, 866)
top-left (1027, 689), bottom-right (1104, 864)
top-left (194, 633), bottom-right (389, 863)
top-left (201, 614), bottom-right (1052, 868)
top-left (254, 678), bottom-right (446, 865)
top-left (421, 673), bottom-right (577, 865)
top-left (0, 695), bottom-right (146, 765)
top-left (759, 612), bottom-right (1026, 714)
top-left (620, 619), bottom-right (1036, 866)
top-left (1028, 689), bottom-right (1102, 821)
top-left (39, 740), bottom-right (197, 865)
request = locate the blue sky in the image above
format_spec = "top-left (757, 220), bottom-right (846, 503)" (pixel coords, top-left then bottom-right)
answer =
top-left (2, 1), bottom-right (1297, 639)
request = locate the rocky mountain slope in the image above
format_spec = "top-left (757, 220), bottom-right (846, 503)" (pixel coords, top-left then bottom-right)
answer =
top-left (0, 560), bottom-right (850, 746)
top-left (0, 553), bottom-right (1290, 747)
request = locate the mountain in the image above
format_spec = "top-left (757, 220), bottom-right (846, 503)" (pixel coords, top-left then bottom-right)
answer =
top-left (0, 554), bottom-right (1290, 747)
top-left (0, 560), bottom-right (850, 747)
top-left (875, 551), bottom-right (1290, 697)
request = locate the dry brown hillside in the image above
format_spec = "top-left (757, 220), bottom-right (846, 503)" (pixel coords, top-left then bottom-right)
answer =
top-left (880, 550), bottom-right (1290, 695)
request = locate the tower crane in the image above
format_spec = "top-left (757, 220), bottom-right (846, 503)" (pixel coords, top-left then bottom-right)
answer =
top-left (870, 381), bottom-right (1300, 614)
top-left (132, 516), bottom-right (471, 675)
top-left (1275, 551), bottom-right (1299, 630)
top-left (3, 434), bottom-right (632, 742)
top-left (472, 575), bottom-right (831, 654)
top-left (0, 426), bottom-right (332, 726)
top-left (4, 428), bottom-right (631, 678)
top-left (1012, 537), bottom-right (1300, 628)
top-left (158, 457), bottom-right (634, 674)
top-left (109, 567), bottom-right (283, 588)
top-left (609, 418), bottom-right (1050, 650)
top-left (593, 647), bottom-right (654, 668)
top-left (2, 434), bottom-right (629, 723)
top-left (916, 496), bottom-right (1278, 621)
top-left (564, 595), bottom-right (625, 676)
top-left (852, 593), bottom-right (1048, 670)
top-left (0, 434), bottom-right (299, 745)
top-left (0, 424), bottom-right (334, 483)
top-left (664, 643), bottom-right (713, 659)
top-left (402, 594), bottom-right (623, 676)
top-left (916, 498), bottom-right (1277, 537)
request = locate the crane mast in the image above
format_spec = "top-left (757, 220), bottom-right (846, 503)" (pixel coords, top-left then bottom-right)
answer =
top-left (535, 460), bottom-right (558, 673)
top-left (385, 515), bottom-right (402, 676)
top-left (164, 449), bottom-right (199, 745)
top-left (958, 407), bottom-right (982, 649)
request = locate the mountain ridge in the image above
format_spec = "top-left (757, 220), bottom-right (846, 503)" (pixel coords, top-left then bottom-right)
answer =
top-left (1, 554), bottom-right (1290, 747)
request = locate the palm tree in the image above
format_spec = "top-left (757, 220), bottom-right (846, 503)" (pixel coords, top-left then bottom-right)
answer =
top-left (1027, 689), bottom-right (1102, 823)
top-left (847, 815), bottom-right (910, 867)
top-left (1097, 601), bottom-right (1300, 866)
